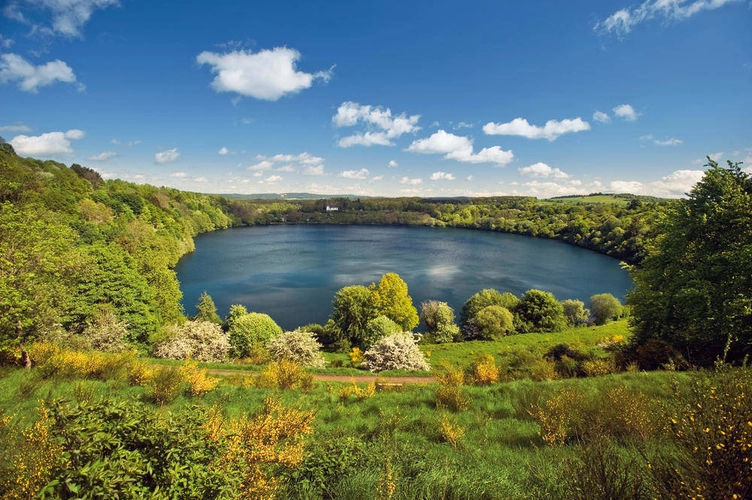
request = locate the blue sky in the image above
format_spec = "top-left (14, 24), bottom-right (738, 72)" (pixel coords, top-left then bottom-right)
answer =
top-left (1, 0), bottom-right (750, 198)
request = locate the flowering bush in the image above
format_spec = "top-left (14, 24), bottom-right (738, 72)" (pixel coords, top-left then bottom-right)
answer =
top-left (361, 333), bottom-right (430, 372)
top-left (82, 309), bottom-right (129, 353)
top-left (268, 329), bottom-right (325, 368)
top-left (153, 320), bottom-right (230, 362)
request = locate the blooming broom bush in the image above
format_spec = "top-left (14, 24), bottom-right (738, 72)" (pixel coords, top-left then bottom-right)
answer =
top-left (268, 329), bottom-right (325, 368)
top-left (361, 332), bottom-right (430, 372)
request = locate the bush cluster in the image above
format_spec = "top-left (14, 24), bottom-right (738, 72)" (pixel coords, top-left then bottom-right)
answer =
top-left (153, 320), bottom-right (230, 362)
top-left (361, 333), bottom-right (430, 372)
top-left (268, 329), bottom-right (325, 368)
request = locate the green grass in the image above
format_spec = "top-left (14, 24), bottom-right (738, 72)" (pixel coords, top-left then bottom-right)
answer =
top-left (541, 194), bottom-right (630, 206)
top-left (421, 320), bottom-right (629, 369)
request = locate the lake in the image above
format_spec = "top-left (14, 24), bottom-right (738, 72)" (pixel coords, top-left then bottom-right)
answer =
top-left (175, 225), bottom-right (634, 330)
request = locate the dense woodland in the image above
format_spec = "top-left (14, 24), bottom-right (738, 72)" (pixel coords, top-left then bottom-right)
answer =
top-left (1, 140), bottom-right (751, 499)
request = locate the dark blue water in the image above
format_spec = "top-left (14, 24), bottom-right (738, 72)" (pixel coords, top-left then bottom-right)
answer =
top-left (175, 225), bottom-right (633, 330)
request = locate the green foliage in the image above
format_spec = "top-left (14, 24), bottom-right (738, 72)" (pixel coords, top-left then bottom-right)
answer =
top-left (629, 159), bottom-right (752, 365)
top-left (369, 273), bottom-right (420, 332)
top-left (562, 299), bottom-right (590, 327)
top-left (228, 312), bottom-right (283, 358)
top-left (420, 300), bottom-right (460, 343)
top-left (268, 329), bottom-right (326, 368)
top-left (193, 291), bottom-right (222, 324)
top-left (589, 293), bottom-right (623, 325)
top-left (460, 289), bottom-right (518, 329)
top-left (515, 289), bottom-right (567, 333)
top-left (470, 305), bottom-right (514, 340)
top-left (329, 285), bottom-right (377, 349)
top-left (224, 303), bottom-right (248, 330)
top-left (363, 315), bottom-right (402, 349)
top-left (81, 306), bottom-right (130, 352)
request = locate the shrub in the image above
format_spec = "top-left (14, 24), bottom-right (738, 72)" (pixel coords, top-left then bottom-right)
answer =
top-left (515, 289), bottom-right (566, 333)
top-left (562, 299), bottom-right (590, 327)
top-left (228, 312), bottom-right (282, 358)
top-left (361, 333), bottom-right (430, 372)
top-left (469, 354), bottom-right (499, 385)
top-left (256, 359), bottom-right (314, 391)
top-left (582, 359), bottom-right (615, 377)
top-left (589, 293), bottom-right (623, 325)
top-left (268, 329), bottom-right (325, 368)
top-left (421, 300), bottom-right (460, 343)
top-left (460, 289), bottom-right (518, 328)
top-left (362, 315), bottom-right (402, 349)
top-left (81, 307), bottom-right (130, 352)
top-left (438, 412), bottom-right (465, 449)
top-left (470, 305), bottom-right (514, 340)
top-left (147, 365), bottom-right (186, 404)
top-left (338, 380), bottom-right (376, 401)
top-left (178, 360), bottom-right (220, 397)
top-left (435, 362), bottom-right (470, 411)
top-left (154, 320), bottom-right (230, 362)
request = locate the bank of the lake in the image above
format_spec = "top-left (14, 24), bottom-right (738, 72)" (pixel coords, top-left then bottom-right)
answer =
top-left (176, 225), bottom-right (633, 330)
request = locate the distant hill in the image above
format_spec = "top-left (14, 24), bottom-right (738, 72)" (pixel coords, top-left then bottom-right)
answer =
top-left (221, 193), bottom-right (367, 201)
top-left (542, 193), bottom-right (666, 206)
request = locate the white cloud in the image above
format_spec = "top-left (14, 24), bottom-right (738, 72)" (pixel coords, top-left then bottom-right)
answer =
top-left (521, 180), bottom-right (589, 198)
top-left (4, 0), bottom-right (119, 37)
top-left (0, 53), bottom-right (81, 93)
top-left (155, 148), bottom-right (180, 164)
top-left (430, 171), bottom-right (455, 181)
top-left (248, 160), bottom-right (274, 171)
top-left (400, 177), bottom-right (422, 185)
top-left (613, 104), bottom-right (639, 121)
top-left (111, 138), bottom-right (140, 146)
top-left (640, 134), bottom-right (683, 146)
top-left (333, 101), bottom-right (421, 147)
top-left (466, 175), bottom-right (474, 181)
top-left (10, 129), bottom-right (85, 156)
top-left (609, 169), bottom-right (705, 197)
top-left (371, 175), bottom-right (384, 181)
top-left (249, 152), bottom-right (325, 175)
top-left (593, 111), bottom-right (611, 124)
top-left (388, 160), bottom-right (398, 168)
top-left (454, 121), bottom-right (473, 129)
top-left (196, 47), bottom-right (332, 101)
top-left (194, 176), bottom-right (207, 182)
top-left (265, 175), bottom-right (282, 183)
top-left (518, 162), bottom-right (570, 179)
top-left (651, 169), bottom-right (704, 194)
top-left (406, 130), bottom-right (514, 166)
top-left (170, 172), bottom-right (187, 178)
top-left (595, 0), bottom-right (742, 38)
top-left (218, 146), bottom-right (229, 155)
top-left (654, 137), bottom-right (683, 146)
top-left (483, 117), bottom-right (590, 141)
top-left (340, 168), bottom-right (369, 180)
top-left (88, 151), bottom-right (116, 161)
top-left (0, 123), bottom-right (31, 132)
top-left (304, 165), bottom-right (324, 176)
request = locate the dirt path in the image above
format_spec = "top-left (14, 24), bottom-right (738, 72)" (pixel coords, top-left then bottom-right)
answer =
top-left (207, 369), bottom-right (435, 384)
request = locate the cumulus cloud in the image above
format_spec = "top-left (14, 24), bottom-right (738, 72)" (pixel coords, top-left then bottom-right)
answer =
top-left (400, 177), bottom-right (422, 185)
top-left (196, 47), bottom-right (332, 101)
top-left (0, 53), bottom-right (81, 93)
top-left (406, 130), bottom-right (514, 166)
top-left (170, 172), bottom-right (187, 178)
top-left (594, 0), bottom-right (741, 38)
top-left (609, 170), bottom-right (704, 197)
top-left (333, 102), bottom-right (420, 147)
top-left (111, 138), bottom-right (140, 146)
top-left (339, 168), bottom-right (369, 180)
top-left (483, 117), bottom-right (590, 141)
top-left (4, 0), bottom-right (119, 37)
top-left (388, 160), bottom-right (398, 168)
top-left (521, 180), bottom-right (589, 198)
top-left (0, 123), bottom-right (31, 132)
top-left (88, 151), bottom-right (116, 161)
top-left (641, 135), bottom-right (683, 146)
top-left (218, 146), bottom-right (229, 155)
top-left (248, 152), bottom-right (325, 175)
top-left (613, 104), bottom-right (639, 121)
top-left (155, 148), bottom-right (180, 164)
top-left (264, 175), bottom-right (282, 183)
top-left (518, 162), bottom-right (569, 179)
top-left (10, 129), bottom-right (84, 156)
top-left (430, 171), bottom-right (455, 181)
top-left (593, 111), bottom-right (611, 124)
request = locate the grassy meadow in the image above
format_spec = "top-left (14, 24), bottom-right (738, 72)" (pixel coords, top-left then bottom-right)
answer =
top-left (1, 319), bottom-right (749, 499)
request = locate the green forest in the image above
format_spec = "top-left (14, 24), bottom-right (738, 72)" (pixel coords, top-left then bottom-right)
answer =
top-left (1, 141), bottom-right (750, 499)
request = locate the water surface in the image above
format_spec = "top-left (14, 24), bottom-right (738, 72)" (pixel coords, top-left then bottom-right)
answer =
top-left (176, 225), bottom-right (633, 330)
